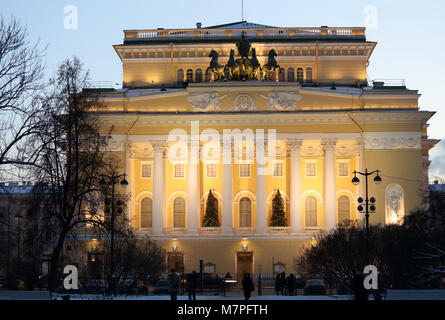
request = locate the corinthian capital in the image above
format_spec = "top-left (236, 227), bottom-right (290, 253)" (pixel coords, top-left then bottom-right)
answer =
top-left (287, 139), bottom-right (303, 150)
top-left (151, 140), bottom-right (167, 153)
top-left (321, 138), bottom-right (338, 152)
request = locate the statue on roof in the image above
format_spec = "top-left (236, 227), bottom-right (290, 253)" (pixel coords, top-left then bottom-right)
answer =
top-left (207, 34), bottom-right (279, 81)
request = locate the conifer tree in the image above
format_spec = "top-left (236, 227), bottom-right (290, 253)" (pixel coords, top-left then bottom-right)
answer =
top-left (202, 189), bottom-right (220, 227)
top-left (270, 189), bottom-right (288, 226)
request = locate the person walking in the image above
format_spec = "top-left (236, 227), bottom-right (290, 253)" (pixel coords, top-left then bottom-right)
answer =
top-left (187, 270), bottom-right (198, 301)
top-left (287, 274), bottom-right (297, 296)
top-left (242, 272), bottom-right (254, 301)
top-left (274, 274), bottom-right (281, 295)
top-left (168, 269), bottom-right (180, 301)
top-left (280, 272), bottom-right (287, 296)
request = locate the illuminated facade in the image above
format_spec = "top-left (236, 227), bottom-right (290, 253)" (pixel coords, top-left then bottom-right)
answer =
top-left (88, 21), bottom-right (437, 278)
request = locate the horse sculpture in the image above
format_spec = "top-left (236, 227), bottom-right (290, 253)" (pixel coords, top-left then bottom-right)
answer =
top-left (208, 49), bottom-right (226, 81)
top-left (226, 49), bottom-right (238, 80)
top-left (250, 48), bottom-right (261, 80)
top-left (262, 49), bottom-right (280, 80)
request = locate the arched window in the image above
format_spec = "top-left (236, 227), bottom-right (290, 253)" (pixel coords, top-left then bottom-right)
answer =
top-left (297, 67), bottom-right (304, 84)
top-left (306, 67), bottom-right (313, 83)
top-left (305, 196), bottom-right (317, 227)
top-left (279, 68), bottom-right (285, 81)
top-left (287, 68), bottom-right (295, 82)
top-left (338, 195), bottom-right (350, 224)
top-left (239, 197), bottom-right (252, 228)
top-left (195, 69), bottom-right (203, 83)
top-left (186, 69), bottom-right (193, 83)
top-left (205, 68), bottom-right (211, 82)
top-left (173, 197), bottom-right (186, 228)
top-left (177, 69), bottom-right (184, 84)
top-left (141, 197), bottom-right (152, 228)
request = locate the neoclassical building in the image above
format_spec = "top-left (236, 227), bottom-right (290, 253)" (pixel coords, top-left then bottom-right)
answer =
top-left (85, 21), bottom-right (437, 279)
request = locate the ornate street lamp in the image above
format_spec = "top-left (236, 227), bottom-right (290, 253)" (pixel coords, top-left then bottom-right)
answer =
top-left (99, 172), bottom-right (128, 295)
top-left (352, 169), bottom-right (382, 265)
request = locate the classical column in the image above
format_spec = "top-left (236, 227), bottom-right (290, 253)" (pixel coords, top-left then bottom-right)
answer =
top-left (222, 143), bottom-right (233, 234)
top-left (187, 139), bottom-right (200, 234)
top-left (152, 141), bottom-right (166, 235)
top-left (322, 138), bottom-right (338, 230)
top-left (256, 163), bottom-right (267, 234)
top-left (289, 139), bottom-right (303, 233)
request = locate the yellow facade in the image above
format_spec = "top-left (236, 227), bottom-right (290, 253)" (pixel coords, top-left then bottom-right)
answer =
top-left (85, 22), bottom-right (437, 277)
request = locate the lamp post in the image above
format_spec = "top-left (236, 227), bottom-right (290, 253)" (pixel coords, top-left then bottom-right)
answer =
top-left (351, 169), bottom-right (382, 265)
top-left (99, 172), bottom-right (128, 295)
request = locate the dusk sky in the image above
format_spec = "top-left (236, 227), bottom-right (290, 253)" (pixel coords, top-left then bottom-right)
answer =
top-left (2, 0), bottom-right (445, 180)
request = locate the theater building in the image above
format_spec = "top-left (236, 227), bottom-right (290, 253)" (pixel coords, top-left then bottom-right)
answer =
top-left (84, 21), bottom-right (437, 279)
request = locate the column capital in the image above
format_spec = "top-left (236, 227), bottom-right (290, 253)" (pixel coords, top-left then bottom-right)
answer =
top-left (321, 138), bottom-right (338, 152)
top-left (151, 140), bottom-right (167, 152)
top-left (287, 139), bottom-right (303, 151)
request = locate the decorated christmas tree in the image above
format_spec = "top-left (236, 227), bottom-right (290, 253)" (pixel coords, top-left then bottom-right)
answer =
top-left (202, 189), bottom-right (220, 227)
top-left (270, 189), bottom-right (288, 227)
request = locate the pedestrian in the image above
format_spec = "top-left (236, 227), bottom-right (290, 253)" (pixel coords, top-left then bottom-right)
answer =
top-left (352, 273), bottom-right (368, 301)
top-left (242, 272), bottom-right (254, 301)
top-left (168, 269), bottom-right (180, 301)
top-left (287, 274), bottom-right (297, 296)
top-left (187, 270), bottom-right (198, 301)
top-left (274, 274), bottom-right (281, 295)
top-left (224, 272), bottom-right (232, 280)
top-left (280, 272), bottom-right (286, 296)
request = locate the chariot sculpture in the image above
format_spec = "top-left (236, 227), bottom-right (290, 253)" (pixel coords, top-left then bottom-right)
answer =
top-left (207, 33), bottom-right (280, 81)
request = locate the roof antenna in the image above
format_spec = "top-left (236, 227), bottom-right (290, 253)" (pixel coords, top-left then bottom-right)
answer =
top-left (242, 0), bottom-right (244, 21)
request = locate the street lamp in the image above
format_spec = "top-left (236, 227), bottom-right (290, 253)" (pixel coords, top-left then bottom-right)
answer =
top-left (99, 172), bottom-right (128, 295)
top-left (352, 169), bottom-right (382, 265)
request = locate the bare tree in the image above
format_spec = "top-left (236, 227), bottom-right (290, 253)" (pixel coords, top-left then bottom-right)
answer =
top-left (30, 57), bottom-right (121, 291)
top-left (0, 17), bottom-right (46, 179)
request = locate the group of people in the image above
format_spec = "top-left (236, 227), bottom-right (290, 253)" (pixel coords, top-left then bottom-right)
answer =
top-left (167, 269), bottom-right (199, 301)
top-left (274, 272), bottom-right (300, 296)
top-left (167, 269), bottom-right (255, 301)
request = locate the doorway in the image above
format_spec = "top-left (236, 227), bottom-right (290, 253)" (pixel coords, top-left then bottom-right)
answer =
top-left (167, 252), bottom-right (184, 273)
top-left (236, 252), bottom-right (253, 281)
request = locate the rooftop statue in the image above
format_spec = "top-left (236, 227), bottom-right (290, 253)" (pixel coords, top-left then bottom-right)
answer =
top-left (207, 33), bottom-right (278, 81)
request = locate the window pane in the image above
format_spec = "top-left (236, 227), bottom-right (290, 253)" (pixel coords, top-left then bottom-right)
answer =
top-left (141, 198), bottom-right (152, 213)
top-left (177, 69), bottom-right (184, 84)
top-left (287, 68), bottom-right (295, 82)
top-left (175, 164), bottom-right (184, 178)
top-left (186, 69), bottom-right (193, 82)
top-left (306, 67), bottom-right (313, 83)
top-left (338, 196), bottom-right (350, 222)
top-left (306, 163), bottom-right (315, 176)
top-left (305, 196), bottom-right (317, 227)
top-left (339, 163), bottom-right (349, 176)
top-left (174, 197), bottom-right (185, 213)
top-left (240, 164), bottom-right (250, 177)
top-left (141, 214), bottom-right (152, 228)
top-left (207, 164), bottom-right (217, 177)
top-left (141, 197), bottom-right (152, 228)
top-left (195, 69), bottom-right (202, 82)
top-left (297, 68), bottom-right (304, 83)
top-left (174, 214), bottom-right (185, 228)
top-left (273, 163), bottom-right (283, 177)
top-left (142, 164), bottom-right (151, 178)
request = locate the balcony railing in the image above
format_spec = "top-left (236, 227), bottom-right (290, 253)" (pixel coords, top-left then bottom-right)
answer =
top-left (267, 227), bottom-right (291, 234)
top-left (233, 227), bottom-right (256, 234)
top-left (124, 27), bottom-right (365, 41)
top-left (135, 227), bottom-right (152, 234)
top-left (164, 227), bottom-right (187, 234)
top-left (199, 227), bottom-right (222, 235)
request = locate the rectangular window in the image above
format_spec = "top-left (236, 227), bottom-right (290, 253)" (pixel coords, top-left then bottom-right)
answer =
top-left (338, 163), bottom-right (349, 177)
top-left (306, 163), bottom-right (316, 177)
top-left (174, 164), bottom-right (185, 178)
top-left (206, 164), bottom-right (217, 178)
top-left (141, 164), bottom-right (152, 178)
top-left (273, 163), bottom-right (283, 177)
top-left (239, 164), bottom-right (250, 177)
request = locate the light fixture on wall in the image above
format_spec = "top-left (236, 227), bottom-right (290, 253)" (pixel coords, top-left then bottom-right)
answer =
top-left (172, 245), bottom-right (178, 252)
top-left (241, 244), bottom-right (248, 251)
